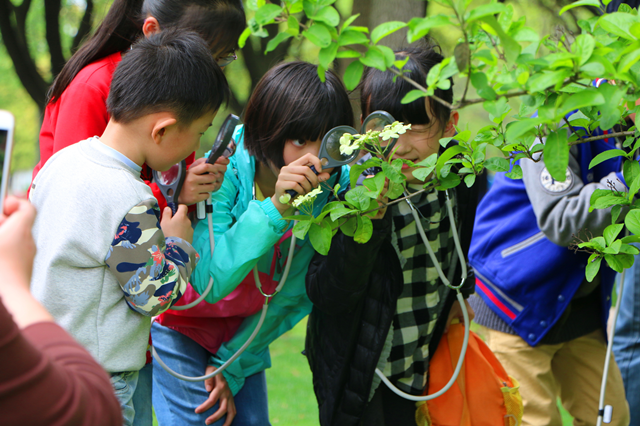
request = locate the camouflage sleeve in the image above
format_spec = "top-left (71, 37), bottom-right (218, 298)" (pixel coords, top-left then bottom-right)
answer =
top-left (105, 199), bottom-right (199, 316)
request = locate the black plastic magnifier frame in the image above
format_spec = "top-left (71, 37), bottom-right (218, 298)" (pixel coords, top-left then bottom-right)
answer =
top-left (207, 114), bottom-right (239, 165)
top-left (153, 160), bottom-right (187, 215)
top-left (285, 125), bottom-right (359, 197)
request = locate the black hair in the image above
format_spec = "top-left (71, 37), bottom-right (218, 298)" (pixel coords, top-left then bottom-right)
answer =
top-left (360, 41), bottom-right (453, 130)
top-left (48, 0), bottom-right (245, 101)
top-left (107, 30), bottom-right (229, 125)
top-left (243, 61), bottom-right (354, 168)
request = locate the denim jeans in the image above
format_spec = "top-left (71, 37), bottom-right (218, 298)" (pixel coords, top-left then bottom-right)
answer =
top-left (110, 362), bottom-right (152, 426)
top-left (613, 257), bottom-right (640, 425)
top-left (151, 321), bottom-right (271, 426)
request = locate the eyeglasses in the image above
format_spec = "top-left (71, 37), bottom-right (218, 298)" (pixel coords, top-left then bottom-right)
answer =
top-left (216, 50), bottom-right (237, 67)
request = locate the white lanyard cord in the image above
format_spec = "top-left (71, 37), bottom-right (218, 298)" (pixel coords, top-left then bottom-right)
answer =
top-left (152, 201), bottom-right (297, 382)
top-left (375, 189), bottom-right (470, 401)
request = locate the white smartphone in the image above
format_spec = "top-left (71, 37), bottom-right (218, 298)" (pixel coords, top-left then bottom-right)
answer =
top-left (0, 111), bottom-right (15, 213)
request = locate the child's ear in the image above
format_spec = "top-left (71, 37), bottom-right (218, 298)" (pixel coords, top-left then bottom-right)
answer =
top-left (151, 116), bottom-right (178, 145)
top-left (142, 17), bottom-right (161, 37)
top-left (443, 111), bottom-right (459, 137)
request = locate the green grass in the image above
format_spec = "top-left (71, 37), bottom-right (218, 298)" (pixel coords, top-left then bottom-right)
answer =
top-left (153, 317), bottom-right (575, 425)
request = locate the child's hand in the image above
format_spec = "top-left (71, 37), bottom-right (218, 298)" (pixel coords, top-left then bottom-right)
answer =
top-left (161, 205), bottom-right (194, 243)
top-left (272, 153), bottom-right (329, 214)
top-left (178, 157), bottom-right (229, 205)
top-left (445, 299), bottom-right (475, 333)
top-left (0, 197), bottom-right (37, 288)
top-left (196, 365), bottom-right (236, 426)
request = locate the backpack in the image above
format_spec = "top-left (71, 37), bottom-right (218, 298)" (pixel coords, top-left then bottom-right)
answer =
top-left (416, 322), bottom-right (523, 426)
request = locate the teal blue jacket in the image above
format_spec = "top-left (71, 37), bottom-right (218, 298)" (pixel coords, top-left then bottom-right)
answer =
top-left (190, 125), bottom-right (350, 395)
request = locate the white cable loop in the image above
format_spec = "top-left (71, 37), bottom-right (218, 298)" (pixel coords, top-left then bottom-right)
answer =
top-left (376, 189), bottom-right (470, 401)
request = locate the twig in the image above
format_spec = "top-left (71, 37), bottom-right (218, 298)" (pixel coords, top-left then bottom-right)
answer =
top-left (568, 131), bottom-right (636, 146)
top-left (387, 68), bottom-right (455, 110)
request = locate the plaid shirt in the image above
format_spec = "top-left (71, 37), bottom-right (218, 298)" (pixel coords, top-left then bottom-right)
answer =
top-left (382, 186), bottom-right (455, 394)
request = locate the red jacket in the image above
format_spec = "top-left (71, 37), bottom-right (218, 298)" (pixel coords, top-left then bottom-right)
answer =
top-left (35, 52), bottom-right (195, 211)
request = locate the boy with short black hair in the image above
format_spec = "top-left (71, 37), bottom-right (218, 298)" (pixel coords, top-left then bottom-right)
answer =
top-left (29, 30), bottom-right (229, 424)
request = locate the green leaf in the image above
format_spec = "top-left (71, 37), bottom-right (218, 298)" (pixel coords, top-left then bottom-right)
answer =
top-left (238, 27), bottom-right (252, 48)
top-left (559, 0), bottom-right (600, 15)
top-left (605, 254), bottom-right (627, 273)
top-left (338, 30), bottom-right (369, 46)
top-left (341, 13), bottom-right (360, 31)
top-left (371, 21), bottom-right (407, 44)
top-left (265, 32), bottom-right (293, 53)
top-left (436, 145), bottom-right (466, 176)
top-left (292, 220), bottom-right (312, 239)
top-left (588, 149), bottom-right (626, 170)
top-left (319, 42), bottom-right (339, 69)
top-left (612, 205), bottom-right (622, 224)
top-left (624, 159), bottom-right (640, 189)
top-left (526, 69), bottom-right (573, 93)
top-left (484, 157), bottom-right (510, 172)
top-left (360, 47), bottom-right (386, 71)
top-left (543, 131), bottom-right (570, 182)
top-left (604, 223), bottom-right (624, 245)
top-left (481, 15), bottom-right (521, 63)
top-left (308, 222), bottom-right (332, 255)
top-left (345, 186), bottom-right (372, 210)
top-left (625, 209), bottom-right (640, 235)
top-left (597, 83), bottom-right (624, 130)
top-left (464, 174), bottom-right (476, 187)
top-left (580, 61), bottom-right (606, 78)
top-left (329, 207), bottom-right (354, 221)
top-left (619, 48), bottom-right (640, 73)
top-left (303, 23), bottom-right (332, 48)
top-left (340, 216), bottom-right (358, 237)
top-left (343, 60), bottom-right (364, 91)
top-left (401, 89), bottom-right (427, 104)
top-left (466, 3), bottom-right (507, 22)
top-left (381, 161), bottom-right (405, 183)
top-left (558, 89), bottom-right (605, 117)
top-left (377, 45), bottom-right (396, 67)
top-left (630, 173), bottom-right (640, 199)
top-left (619, 244), bottom-right (640, 255)
top-left (407, 15), bottom-right (452, 43)
top-left (255, 3), bottom-right (283, 25)
top-left (505, 117), bottom-right (545, 141)
top-left (454, 42), bottom-right (470, 73)
top-left (572, 34), bottom-right (595, 66)
top-left (386, 181), bottom-right (404, 199)
top-left (354, 215), bottom-right (374, 244)
top-left (470, 72), bottom-right (497, 100)
top-left (586, 255), bottom-right (602, 282)
top-left (336, 49), bottom-right (362, 59)
top-left (599, 12), bottom-right (638, 40)
top-left (311, 6), bottom-right (340, 26)
top-left (286, 15), bottom-right (300, 36)
top-left (412, 154), bottom-right (437, 181)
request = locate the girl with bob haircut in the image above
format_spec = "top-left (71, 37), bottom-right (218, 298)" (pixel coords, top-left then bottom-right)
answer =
top-left (305, 42), bottom-right (481, 426)
top-left (151, 61), bottom-right (353, 426)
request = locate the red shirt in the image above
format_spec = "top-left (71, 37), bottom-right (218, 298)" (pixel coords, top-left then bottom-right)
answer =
top-left (35, 52), bottom-right (195, 211)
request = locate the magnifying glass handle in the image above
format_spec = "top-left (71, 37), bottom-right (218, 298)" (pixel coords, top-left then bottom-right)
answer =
top-left (167, 202), bottom-right (178, 215)
top-left (285, 165), bottom-right (320, 197)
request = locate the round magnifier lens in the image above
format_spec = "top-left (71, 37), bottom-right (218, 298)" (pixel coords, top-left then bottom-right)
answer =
top-left (325, 129), bottom-right (353, 162)
top-left (157, 164), bottom-right (181, 186)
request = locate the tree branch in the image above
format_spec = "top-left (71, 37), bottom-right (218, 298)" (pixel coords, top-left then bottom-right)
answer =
top-left (387, 67), bottom-right (454, 110)
top-left (569, 131), bottom-right (636, 146)
top-left (72, 0), bottom-right (94, 53)
top-left (45, 0), bottom-right (65, 77)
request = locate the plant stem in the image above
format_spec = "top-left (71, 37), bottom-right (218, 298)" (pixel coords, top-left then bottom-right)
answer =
top-left (568, 131), bottom-right (636, 146)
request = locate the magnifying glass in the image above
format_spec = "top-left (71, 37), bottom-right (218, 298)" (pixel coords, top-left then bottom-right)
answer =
top-left (154, 160), bottom-right (187, 215)
top-left (206, 114), bottom-right (238, 165)
top-left (285, 125), bottom-right (359, 197)
top-left (361, 110), bottom-right (398, 158)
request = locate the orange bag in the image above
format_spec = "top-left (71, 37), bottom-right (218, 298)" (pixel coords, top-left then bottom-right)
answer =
top-left (416, 322), bottom-right (523, 426)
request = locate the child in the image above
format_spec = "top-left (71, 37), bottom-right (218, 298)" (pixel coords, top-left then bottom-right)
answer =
top-left (151, 61), bottom-right (353, 426)
top-left (37, 0), bottom-right (246, 210)
top-left (304, 44), bottom-right (480, 426)
top-left (468, 85), bottom-right (631, 423)
top-left (29, 30), bottom-right (229, 425)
